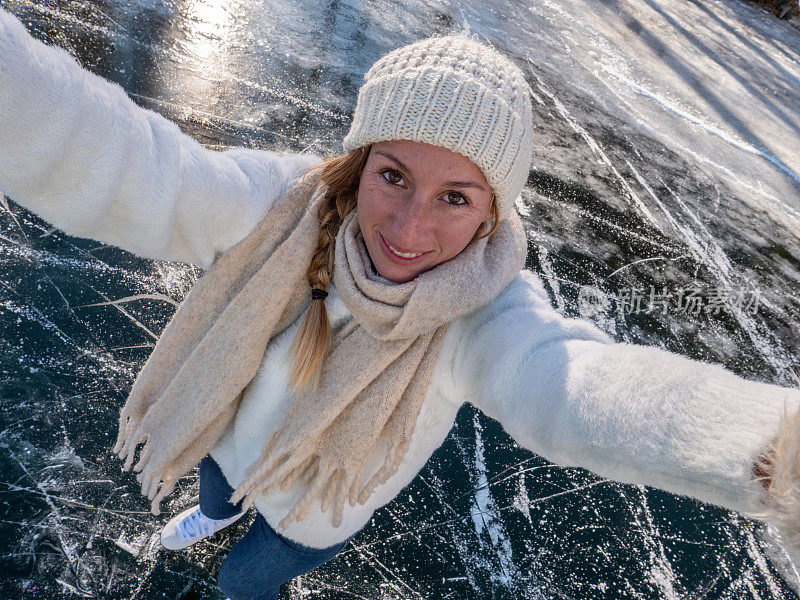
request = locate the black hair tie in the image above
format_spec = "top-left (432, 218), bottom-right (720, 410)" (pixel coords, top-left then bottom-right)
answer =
top-left (311, 288), bottom-right (328, 301)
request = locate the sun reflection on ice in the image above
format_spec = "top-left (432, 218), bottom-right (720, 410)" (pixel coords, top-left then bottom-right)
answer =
top-left (185, 0), bottom-right (233, 60)
top-left (175, 0), bottom-right (241, 109)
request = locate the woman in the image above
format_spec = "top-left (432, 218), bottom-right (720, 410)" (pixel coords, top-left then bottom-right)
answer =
top-left (1, 7), bottom-right (800, 599)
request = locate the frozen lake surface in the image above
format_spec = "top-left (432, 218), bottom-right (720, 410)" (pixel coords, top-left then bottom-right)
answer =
top-left (1, 0), bottom-right (800, 598)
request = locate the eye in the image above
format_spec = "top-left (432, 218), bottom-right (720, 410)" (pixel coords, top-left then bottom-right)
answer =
top-left (443, 191), bottom-right (469, 207)
top-left (379, 168), bottom-right (405, 187)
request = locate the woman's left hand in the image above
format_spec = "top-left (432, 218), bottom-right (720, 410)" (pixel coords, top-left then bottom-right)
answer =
top-left (749, 378), bottom-right (800, 565)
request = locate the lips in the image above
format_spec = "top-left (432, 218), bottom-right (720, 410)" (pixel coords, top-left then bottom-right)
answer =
top-left (378, 232), bottom-right (431, 263)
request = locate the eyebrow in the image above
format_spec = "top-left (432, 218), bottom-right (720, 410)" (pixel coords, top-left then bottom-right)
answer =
top-left (374, 150), bottom-right (488, 192)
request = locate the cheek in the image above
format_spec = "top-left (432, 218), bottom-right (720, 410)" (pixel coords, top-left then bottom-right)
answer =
top-left (357, 182), bottom-right (392, 226)
top-left (440, 215), bottom-right (484, 254)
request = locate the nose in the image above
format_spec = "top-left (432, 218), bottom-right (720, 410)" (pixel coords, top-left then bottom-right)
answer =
top-left (389, 193), bottom-right (432, 250)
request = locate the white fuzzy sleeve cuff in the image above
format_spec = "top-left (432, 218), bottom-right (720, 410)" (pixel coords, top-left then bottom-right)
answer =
top-left (749, 393), bottom-right (800, 564)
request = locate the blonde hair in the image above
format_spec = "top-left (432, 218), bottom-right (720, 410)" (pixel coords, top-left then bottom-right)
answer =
top-left (288, 144), bottom-right (499, 394)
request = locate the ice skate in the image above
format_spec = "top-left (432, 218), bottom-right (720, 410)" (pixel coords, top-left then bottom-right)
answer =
top-left (160, 505), bottom-right (246, 550)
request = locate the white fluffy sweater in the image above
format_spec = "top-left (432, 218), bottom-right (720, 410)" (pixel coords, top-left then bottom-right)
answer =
top-left (2, 7), bottom-right (799, 550)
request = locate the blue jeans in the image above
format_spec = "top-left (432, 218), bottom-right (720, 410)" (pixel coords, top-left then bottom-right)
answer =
top-left (198, 454), bottom-right (351, 600)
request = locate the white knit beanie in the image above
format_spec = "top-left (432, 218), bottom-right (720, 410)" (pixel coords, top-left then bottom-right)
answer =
top-left (342, 33), bottom-right (535, 222)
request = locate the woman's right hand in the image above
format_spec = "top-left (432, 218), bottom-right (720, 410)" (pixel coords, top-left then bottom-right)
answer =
top-left (0, 6), bottom-right (321, 269)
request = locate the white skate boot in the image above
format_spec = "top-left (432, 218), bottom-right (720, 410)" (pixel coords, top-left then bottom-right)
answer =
top-left (160, 504), bottom-right (246, 550)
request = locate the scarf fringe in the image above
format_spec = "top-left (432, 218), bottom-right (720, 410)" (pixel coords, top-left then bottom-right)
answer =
top-left (111, 412), bottom-right (174, 515)
top-left (229, 430), bottom-right (285, 503)
top-left (355, 438), bottom-right (410, 505)
top-left (114, 353), bottom-right (458, 525)
top-left (112, 413), bottom-right (136, 457)
top-left (114, 416), bottom-right (144, 471)
top-left (228, 432), bottom-right (413, 530)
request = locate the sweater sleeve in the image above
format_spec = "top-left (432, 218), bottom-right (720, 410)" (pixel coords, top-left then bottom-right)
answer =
top-left (0, 7), bottom-right (322, 269)
top-left (447, 269), bottom-right (799, 519)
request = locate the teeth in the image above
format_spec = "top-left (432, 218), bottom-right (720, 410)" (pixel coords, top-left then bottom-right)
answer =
top-left (388, 243), bottom-right (423, 259)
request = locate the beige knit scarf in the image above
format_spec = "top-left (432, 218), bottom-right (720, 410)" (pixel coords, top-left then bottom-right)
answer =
top-left (112, 166), bottom-right (527, 529)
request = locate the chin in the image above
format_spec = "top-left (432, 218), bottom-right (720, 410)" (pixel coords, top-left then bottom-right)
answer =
top-left (373, 258), bottom-right (425, 282)
top-left (379, 266), bottom-right (418, 284)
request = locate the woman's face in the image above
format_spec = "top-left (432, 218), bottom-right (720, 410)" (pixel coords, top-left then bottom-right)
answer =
top-left (356, 139), bottom-right (494, 284)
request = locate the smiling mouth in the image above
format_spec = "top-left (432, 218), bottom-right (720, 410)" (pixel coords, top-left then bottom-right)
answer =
top-left (379, 233), bottom-right (431, 261)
